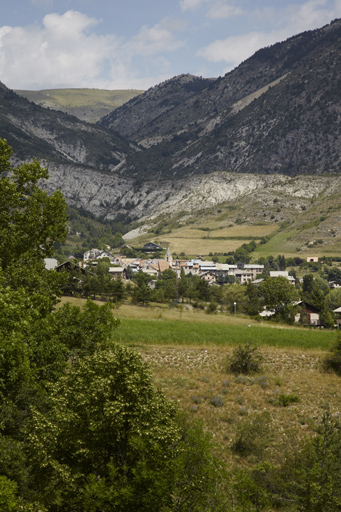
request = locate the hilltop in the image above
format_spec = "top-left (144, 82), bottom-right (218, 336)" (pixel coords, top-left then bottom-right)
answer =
top-left (14, 88), bottom-right (144, 123)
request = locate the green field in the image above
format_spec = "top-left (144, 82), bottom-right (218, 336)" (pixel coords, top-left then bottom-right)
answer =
top-left (59, 298), bottom-right (335, 350)
top-left (253, 229), bottom-right (300, 258)
top-left (111, 317), bottom-right (334, 349)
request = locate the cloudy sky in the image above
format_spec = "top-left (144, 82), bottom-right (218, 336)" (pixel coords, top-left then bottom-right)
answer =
top-left (1, 0), bottom-right (341, 91)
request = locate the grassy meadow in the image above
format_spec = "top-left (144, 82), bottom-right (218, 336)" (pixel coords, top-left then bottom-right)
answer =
top-left (60, 296), bottom-right (341, 473)
top-left (112, 316), bottom-right (334, 350)
top-left (60, 297), bottom-right (335, 350)
top-left (15, 88), bottom-right (144, 123)
top-left (149, 223), bottom-right (279, 257)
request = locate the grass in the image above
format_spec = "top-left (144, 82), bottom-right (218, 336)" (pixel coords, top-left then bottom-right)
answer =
top-left (253, 229), bottom-right (300, 258)
top-left (156, 236), bottom-right (254, 256)
top-left (152, 223), bottom-right (278, 256)
top-left (111, 317), bottom-right (334, 349)
top-left (15, 88), bottom-right (144, 123)
top-left (59, 296), bottom-right (341, 480)
top-left (59, 297), bottom-right (335, 350)
top-left (139, 344), bottom-right (341, 470)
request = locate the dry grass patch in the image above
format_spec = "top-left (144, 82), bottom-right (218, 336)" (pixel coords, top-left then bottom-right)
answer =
top-left (137, 345), bottom-right (341, 468)
top-left (160, 235), bottom-right (248, 255)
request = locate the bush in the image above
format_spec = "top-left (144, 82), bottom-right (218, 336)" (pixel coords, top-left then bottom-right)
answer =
top-left (210, 396), bottom-right (224, 407)
top-left (323, 332), bottom-right (341, 375)
top-left (206, 301), bottom-right (218, 314)
top-left (278, 393), bottom-right (300, 407)
top-left (227, 343), bottom-right (263, 375)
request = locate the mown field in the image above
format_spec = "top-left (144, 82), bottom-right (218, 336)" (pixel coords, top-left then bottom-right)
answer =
top-left (139, 223), bottom-right (279, 257)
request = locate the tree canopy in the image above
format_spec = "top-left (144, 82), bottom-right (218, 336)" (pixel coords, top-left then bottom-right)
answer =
top-left (0, 138), bottom-right (68, 309)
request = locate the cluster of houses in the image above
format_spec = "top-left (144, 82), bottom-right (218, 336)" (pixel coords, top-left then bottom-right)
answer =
top-left (81, 245), bottom-right (268, 283)
top-left (80, 246), bottom-right (305, 291)
top-left (44, 243), bottom-right (341, 328)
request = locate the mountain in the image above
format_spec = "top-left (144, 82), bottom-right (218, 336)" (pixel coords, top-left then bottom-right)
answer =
top-left (0, 81), bottom-right (137, 169)
top-left (99, 74), bottom-right (215, 140)
top-left (100, 18), bottom-right (341, 179)
top-left (1, 19), bottom-right (341, 256)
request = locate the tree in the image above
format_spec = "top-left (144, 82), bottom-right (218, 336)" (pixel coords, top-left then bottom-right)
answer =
top-left (222, 283), bottom-right (248, 313)
top-left (177, 268), bottom-right (188, 302)
top-left (131, 281), bottom-right (152, 305)
top-left (326, 266), bottom-right (341, 283)
top-left (0, 138), bottom-right (68, 308)
top-left (325, 288), bottom-right (341, 312)
top-left (295, 411), bottom-right (341, 512)
top-left (245, 281), bottom-right (263, 316)
top-left (161, 268), bottom-right (176, 280)
top-left (302, 274), bottom-right (315, 295)
top-left (259, 276), bottom-right (299, 321)
top-left (0, 138), bottom-right (67, 267)
top-left (277, 255), bottom-right (286, 271)
top-left (0, 476), bottom-right (18, 512)
top-left (25, 347), bottom-right (228, 511)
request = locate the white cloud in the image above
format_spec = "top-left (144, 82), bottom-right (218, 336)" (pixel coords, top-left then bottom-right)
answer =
top-left (198, 31), bottom-right (284, 67)
top-left (288, 0), bottom-right (341, 32)
top-left (0, 10), bottom-right (188, 91)
top-left (179, 0), bottom-right (210, 11)
top-left (0, 11), bottom-right (121, 89)
top-left (198, 0), bottom-right (341, 69)
top-left (207, 2), bottom-right (243, 19)
top-left (179, 0), bottom-right (242, 18)
top-left (128, 18), bottom-right (185, 56)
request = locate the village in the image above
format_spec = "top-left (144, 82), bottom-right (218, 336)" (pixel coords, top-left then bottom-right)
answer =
top-left (44, 241), bottom-right (341, 329)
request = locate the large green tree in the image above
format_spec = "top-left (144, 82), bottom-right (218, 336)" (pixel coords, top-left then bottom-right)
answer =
top-left (25, 347), bottom-right (228, 512)
top-left (0, 138), bottom-right (68, 308)
top-left (259, 276), bottom-right (299, 321)
top-left (0, 139), bottom-right (229, 511)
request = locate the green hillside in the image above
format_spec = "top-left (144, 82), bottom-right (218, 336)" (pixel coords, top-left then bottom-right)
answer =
top-left (14, 88), bottom-right (144, 123)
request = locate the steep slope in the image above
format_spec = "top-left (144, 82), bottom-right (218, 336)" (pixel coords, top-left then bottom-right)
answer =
top-left (0, 82), bottom-right (136, 169)
top-left (99, 74), bottom-right (214, 140)
top-left (101, 19), bottom-right (341, 179)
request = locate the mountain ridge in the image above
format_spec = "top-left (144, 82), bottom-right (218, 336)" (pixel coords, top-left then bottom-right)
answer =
top-left (100, 18), bottom-right (341, 179)
top-left (0, 18), bottom-right (340, 249)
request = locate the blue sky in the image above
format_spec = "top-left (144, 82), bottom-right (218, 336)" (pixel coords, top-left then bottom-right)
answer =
top-left (1, 0), bottom-right (341, 90)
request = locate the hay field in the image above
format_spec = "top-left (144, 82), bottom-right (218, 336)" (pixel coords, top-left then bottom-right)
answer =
top-left (159, 236), bottom-right (253, 256)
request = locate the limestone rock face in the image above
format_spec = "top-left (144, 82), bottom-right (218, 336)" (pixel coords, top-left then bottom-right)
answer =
top-left (41, 164), bottom-right (341, 223)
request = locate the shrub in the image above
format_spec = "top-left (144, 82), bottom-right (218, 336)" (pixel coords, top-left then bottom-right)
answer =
top-left (323, 332), bottom-right (341, 375)
top-left (190, 396), bottom-right (202, 405)
top-left (206, 302), bottom-right (218, 314)
top-left (227, 343), bottom-right (263, 375)
top-left (278, 393), bottom-right (300, 407)
top-left (210, 396), bottom-right (224, 407)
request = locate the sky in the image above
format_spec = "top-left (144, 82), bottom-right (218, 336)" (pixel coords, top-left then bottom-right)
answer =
top-left (0, 0), bottom-right (341, 91)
